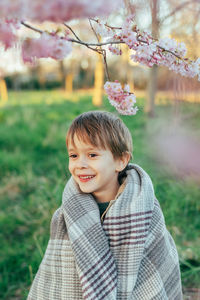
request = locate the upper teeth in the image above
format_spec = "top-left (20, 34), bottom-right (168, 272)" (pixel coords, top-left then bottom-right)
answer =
top-left (79, 176), bottom-right (94, 179)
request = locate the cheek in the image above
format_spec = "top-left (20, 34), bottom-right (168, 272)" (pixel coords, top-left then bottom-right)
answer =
top-left (68, 161), bottom-right (74, 174)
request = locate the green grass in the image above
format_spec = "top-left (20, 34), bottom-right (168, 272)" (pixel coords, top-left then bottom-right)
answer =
top-left (0, 90), bottom-right (200, 299)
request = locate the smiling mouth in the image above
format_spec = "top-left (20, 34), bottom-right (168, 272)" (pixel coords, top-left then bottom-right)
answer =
top-left (78, 175), bottom-right (95, 182)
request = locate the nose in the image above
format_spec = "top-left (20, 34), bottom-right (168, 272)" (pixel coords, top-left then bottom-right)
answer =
top-left (77, 156), bottom-right (88, 168)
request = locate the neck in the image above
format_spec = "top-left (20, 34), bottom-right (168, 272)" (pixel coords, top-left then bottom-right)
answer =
top-left (92, 182), bottom-right (120, 203)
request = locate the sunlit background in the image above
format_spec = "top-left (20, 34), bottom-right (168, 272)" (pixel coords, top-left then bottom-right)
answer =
top-left (0, 1), bottom-right (200, 299)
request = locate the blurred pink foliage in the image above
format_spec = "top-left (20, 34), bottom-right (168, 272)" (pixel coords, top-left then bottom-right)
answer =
top-left (154, 126), bottom-right (200, 179)
top-left (0, 21), bottom-right (17, 49)
top-left (0, 0), bottom-right (122, 22)
top-left (22, 32), bottom-right (72, 63)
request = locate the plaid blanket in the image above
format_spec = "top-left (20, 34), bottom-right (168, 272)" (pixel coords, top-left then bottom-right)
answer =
top-left (27, 164), bottom-right (183, 299)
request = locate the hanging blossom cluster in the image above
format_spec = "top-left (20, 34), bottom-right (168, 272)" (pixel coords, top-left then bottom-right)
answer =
top-left (104, 81), bottom-right (138, 115)
top-left (0, 1), bottom-right (200, 115)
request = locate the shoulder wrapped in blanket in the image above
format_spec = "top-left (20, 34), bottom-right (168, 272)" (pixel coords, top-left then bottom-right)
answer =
top-left (27, 164), bottom-right (183, 300)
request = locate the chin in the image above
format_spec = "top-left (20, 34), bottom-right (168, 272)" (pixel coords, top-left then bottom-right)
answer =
top-left (78, 186), bottom-right (94, 194)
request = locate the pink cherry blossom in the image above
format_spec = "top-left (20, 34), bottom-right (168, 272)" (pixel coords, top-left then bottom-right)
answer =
top-left (131, 43), bottom-right (158, 66)
top-left (158, 37), bottom-right (178, 52)
top-left (0, 21), bottom-right (17, 49)
top-left (22, 32), bottom-right (72, 63)
top-left (104, 81), bottom-right (138, 115)
top-left (118, 15), bottom-right (139, 50)
top-left (108, 45), bottom-right (122, 55)
top-left (122, 31), bottom-right (138, 50)
top-left (196, 58), bottom-right (200, 81)
top-left (177, 42), bottom-right (187, 57)
top-left (94, 20), bottom-right (114, 38)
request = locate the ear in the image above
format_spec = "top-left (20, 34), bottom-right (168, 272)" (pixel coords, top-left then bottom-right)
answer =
top-left (116, 152), bottom-right (131, 172)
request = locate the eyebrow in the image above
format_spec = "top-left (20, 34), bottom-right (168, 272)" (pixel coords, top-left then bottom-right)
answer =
top-left (68, 147), bottom-right (99, 152)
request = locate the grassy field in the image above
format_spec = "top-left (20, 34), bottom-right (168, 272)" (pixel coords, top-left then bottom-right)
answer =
top-left (0, 90), bottom-right (200, 299)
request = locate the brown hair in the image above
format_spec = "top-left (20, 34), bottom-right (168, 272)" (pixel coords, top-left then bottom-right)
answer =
top-left (66, 111), bottom-right (133, 160)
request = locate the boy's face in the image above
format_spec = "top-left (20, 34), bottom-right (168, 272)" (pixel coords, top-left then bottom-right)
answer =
top-left (68, 134), bottom-right (127, 203)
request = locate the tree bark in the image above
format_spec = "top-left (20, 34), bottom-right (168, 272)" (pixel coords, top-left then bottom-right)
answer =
top-left (58, 60), bottom-right (66, 88)
top-left (145, 65), bottom-right (158, 117)
top-left (65, 73), bottom-right (74, 93)
top-left (145, 0), bottom-right (159, 117)
top-left (0, 78), bottom-right (8, 107)
top-left (92, 54), bottom-right (104, 106)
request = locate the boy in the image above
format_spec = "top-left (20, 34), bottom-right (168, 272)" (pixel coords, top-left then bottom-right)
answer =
top-left (28, 111), bottom-right (183, 300)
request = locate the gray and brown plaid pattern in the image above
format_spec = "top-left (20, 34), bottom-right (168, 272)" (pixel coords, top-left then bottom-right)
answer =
top-left (28, 164), bottom-right (183, 300)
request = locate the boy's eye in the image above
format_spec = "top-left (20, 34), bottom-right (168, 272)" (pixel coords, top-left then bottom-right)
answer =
top-left (69, 154), bottom-right (77, 158)
top-left (89, 153), bottom-right (98, 158)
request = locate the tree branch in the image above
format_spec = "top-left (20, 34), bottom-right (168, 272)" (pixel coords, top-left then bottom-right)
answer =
top-left (21, 21), bottom-right (186, 62)
top-left (89, 18), bottom-right (122, 30)
top-left (88, 19), bottom-right (100, 42)
top-left (63, 22), bottom-right (102, 54)
top-left (88, 19), bottom-right (111, 81)
top-left (21, 21), bottom-right (43, 34)
top-left (63, 23), bottom-right (81, 41)
top-left (102, 49), bottom-right (110, 81)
